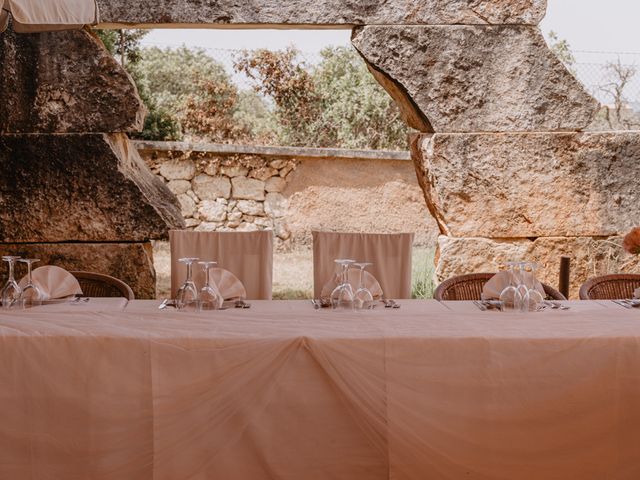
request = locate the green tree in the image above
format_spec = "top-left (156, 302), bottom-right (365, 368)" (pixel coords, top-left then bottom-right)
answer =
top-left (94, 29), bottom-right (182, 141)
top-left (235, 46), bottom-right (410, 149)
top-left (548, 31), bottom-right (577, 74)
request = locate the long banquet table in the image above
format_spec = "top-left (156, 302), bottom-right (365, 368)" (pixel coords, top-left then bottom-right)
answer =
top-left (1, 299), bottom-right (640, 479)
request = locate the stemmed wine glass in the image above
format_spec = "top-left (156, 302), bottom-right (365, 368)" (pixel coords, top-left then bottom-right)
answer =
top-left (198, 261), bottom-right (224, 311)
top-left (353, 262), bottom-right (374, 311)
top-left (522, 263), bottom-right (544, 312)
top-left (19, 259), bottom-right (43, 308)
top-left (330, 259), bottom-right (355, 311)
top-left (176, 257), bottom-right (199, 311)
top-left (499, 262), bottom-right (523, 312)
top-left (2, 256), bottom-right (22, 309)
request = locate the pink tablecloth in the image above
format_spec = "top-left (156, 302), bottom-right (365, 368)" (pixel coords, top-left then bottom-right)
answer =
top-left (1, 300), bottom-right (639, 479)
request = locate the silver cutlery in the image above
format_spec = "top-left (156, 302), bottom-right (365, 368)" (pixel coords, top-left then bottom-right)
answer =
top-left (613, 299), bottom-right (640, 309)
top-left (382, 299), bottom-right (401, 309)
top-left (543, 301), bottom-right (570, 311)
top-left (473, 300), bottom-right (487, 311)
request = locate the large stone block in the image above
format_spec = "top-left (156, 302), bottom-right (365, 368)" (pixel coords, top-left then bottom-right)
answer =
top-left (352, 26), bottom-right (598, 132)
top-left (0, 242), bottom-right (157, 299)
top-left (436, 236), bottom-right (640, 299)
top-left (412, 132), bottom-right (640, 237)
top-left (0, 26), bottom-right (145, 133)
top-left (0, 134), bottom-right (185, 242)
top-left (96, 0), bottom-right (546, 27)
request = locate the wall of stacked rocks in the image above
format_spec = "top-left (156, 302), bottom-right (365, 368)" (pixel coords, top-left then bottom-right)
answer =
top-left (0, 26), bottom-right (184, 298)
top-left (138, 145), bottom-right (438, 250)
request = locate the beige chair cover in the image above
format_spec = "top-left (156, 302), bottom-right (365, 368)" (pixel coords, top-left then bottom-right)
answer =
top-left (0, 0), bottom-right (97, 33)
top-left (313, 231), bottom-right (414, 299)
top-left (170, 230), bottom-right (273, 300)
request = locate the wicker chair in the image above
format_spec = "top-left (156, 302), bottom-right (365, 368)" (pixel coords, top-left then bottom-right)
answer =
top-left (434, 273), bottom-right (566, 301)
top-left (70, 271), bottom-right (135, 300)
top-left (579, 274), bottom-right (640, 300)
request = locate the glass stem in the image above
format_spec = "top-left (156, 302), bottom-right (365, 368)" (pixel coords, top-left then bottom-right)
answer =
top-left (186, 262), bottom-right (193, 282)
top-left (8, 260), bottom-right (14, 283)
top-left (358, 267), bottom-right (365, 290)
top-left (204, 266), bottom-right (211, 288)
top-left (27, 262), bottom-right (32, 284)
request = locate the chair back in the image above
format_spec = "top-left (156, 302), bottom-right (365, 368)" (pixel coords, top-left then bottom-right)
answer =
top-left (312, 231), bottom-right (414, 299)
top-left (434, 273), bottom-right (566, 301)
top-left (70, 271), bottom-right (135, 300)
top-left (579, 274), bottom-right (640, 300)
top-left (169, 230), bottom-right (273, 300)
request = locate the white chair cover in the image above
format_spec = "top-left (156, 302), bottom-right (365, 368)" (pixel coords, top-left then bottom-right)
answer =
top-left (0, 0), bottom-right (97, 33)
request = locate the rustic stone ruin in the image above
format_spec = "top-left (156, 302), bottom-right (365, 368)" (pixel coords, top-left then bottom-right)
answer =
top-left (1, 0), bottom-right (639, 297)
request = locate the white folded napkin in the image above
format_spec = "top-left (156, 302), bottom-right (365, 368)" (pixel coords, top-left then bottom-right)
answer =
top-left (19, 266), bottom-right (83, 301)
top-left (211, 268), bottom-right (247, 301)
top-left (481, 271), bottom-right (545, 301)
top-left (321, 269), bottom-right (383, 300)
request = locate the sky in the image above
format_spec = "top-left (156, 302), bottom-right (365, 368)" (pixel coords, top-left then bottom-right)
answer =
top-left (143, 0), bottom-right (640, 63)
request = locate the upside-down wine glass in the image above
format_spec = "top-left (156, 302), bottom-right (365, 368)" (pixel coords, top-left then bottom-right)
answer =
top-left (522, 263), bottom-right (545, 312)
top-left (1, 256), bottom-right (22, 309)
top-left (176, 257), bottom-right (199, 311)
top-left (19, 259), bottom-right (43, 308)
top-left (198, 261), bottom-right (224, 311)
top-left (330, 259), bottom-right (355, 311)
top-left (499, 262), bottom-right (523, 312)
top-left (353, 262), bottom-right (374, 311)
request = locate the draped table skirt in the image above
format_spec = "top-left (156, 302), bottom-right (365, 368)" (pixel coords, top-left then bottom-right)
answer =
top-left (1, 300), bottom-right (639, 479)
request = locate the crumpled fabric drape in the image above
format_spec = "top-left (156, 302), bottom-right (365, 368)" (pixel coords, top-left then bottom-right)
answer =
top-left (0, 0), bottom-right (97, 33)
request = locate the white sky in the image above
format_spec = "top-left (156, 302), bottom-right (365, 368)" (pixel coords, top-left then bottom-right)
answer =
top-left (143, 0), bottom-right (640, 62)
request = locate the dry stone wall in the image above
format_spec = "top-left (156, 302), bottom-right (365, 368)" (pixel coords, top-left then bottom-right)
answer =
top-left (143, 149), bottom-right (296, 244)
top-left (138, 145), bottom-right (438, 250)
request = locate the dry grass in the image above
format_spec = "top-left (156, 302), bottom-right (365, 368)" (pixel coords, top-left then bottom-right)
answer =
top-left (153, 241), bottom-right (436, 299)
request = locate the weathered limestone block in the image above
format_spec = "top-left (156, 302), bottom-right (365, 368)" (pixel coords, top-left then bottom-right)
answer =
top-left (0, 134), bottom-right (185, 242)
top-left (96, 0), bottom-right (546, 27)
top-left (198, 200), bottom-right (227, 222)
top-left (265, 176), bottom-right (287, 193)
top-left (192, 175), bottom-right (231, 200)
top-left (264, 193), bottom-right (288, 218)
top-left (412, 132), bottom-right (640, 238)
top-left (159, 159), bottom-right (196, 181)
top-left (232, 177), bottom-right (266, 201)
top-left (0, 26), bottom-right (144, 133)
top-left (0, 242), bottom-right (157, 299)
top-left (352, 25), bottom-right (598, 132)
top-left (436, 236), bottom-right (640, 299)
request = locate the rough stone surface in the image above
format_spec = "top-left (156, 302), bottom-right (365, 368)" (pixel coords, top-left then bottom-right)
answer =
top-left (0, 27), bottom-right (144, 133)
top-left (237, 200), bottom-right (265, 216)
top-left (264, 193), bottom-right (288, 218)
top-left (250, 166), bottom-right (279, 181)
top-left (437, 235), bottom-right (640, 299)
top-left (177, 194), bottom-right (197, 217)
top-left (220, 165), bottom-right (249, 178)
top-left (159, 159), bottom-right (196, 181)
top-left (232, 177), bottom-right (266, 201)
top-left (198, 200), bottom-right (227, 222)
top-left (192, 175), bottom-right (231, 200)
top-left (166, 180), bottom-right (191, 195)
top-left (352, 25), bottom-right (598, 133)
top-left (412, 132), bottom-right (640, 238)
top-left (0, 242), bottom-right (157, 299)
top-left (0, 134), bottom-right (184, 243)
top-left (265, 176), bottom-right (287, 193)
top-left (96, 0), bottom-right (547, 27)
